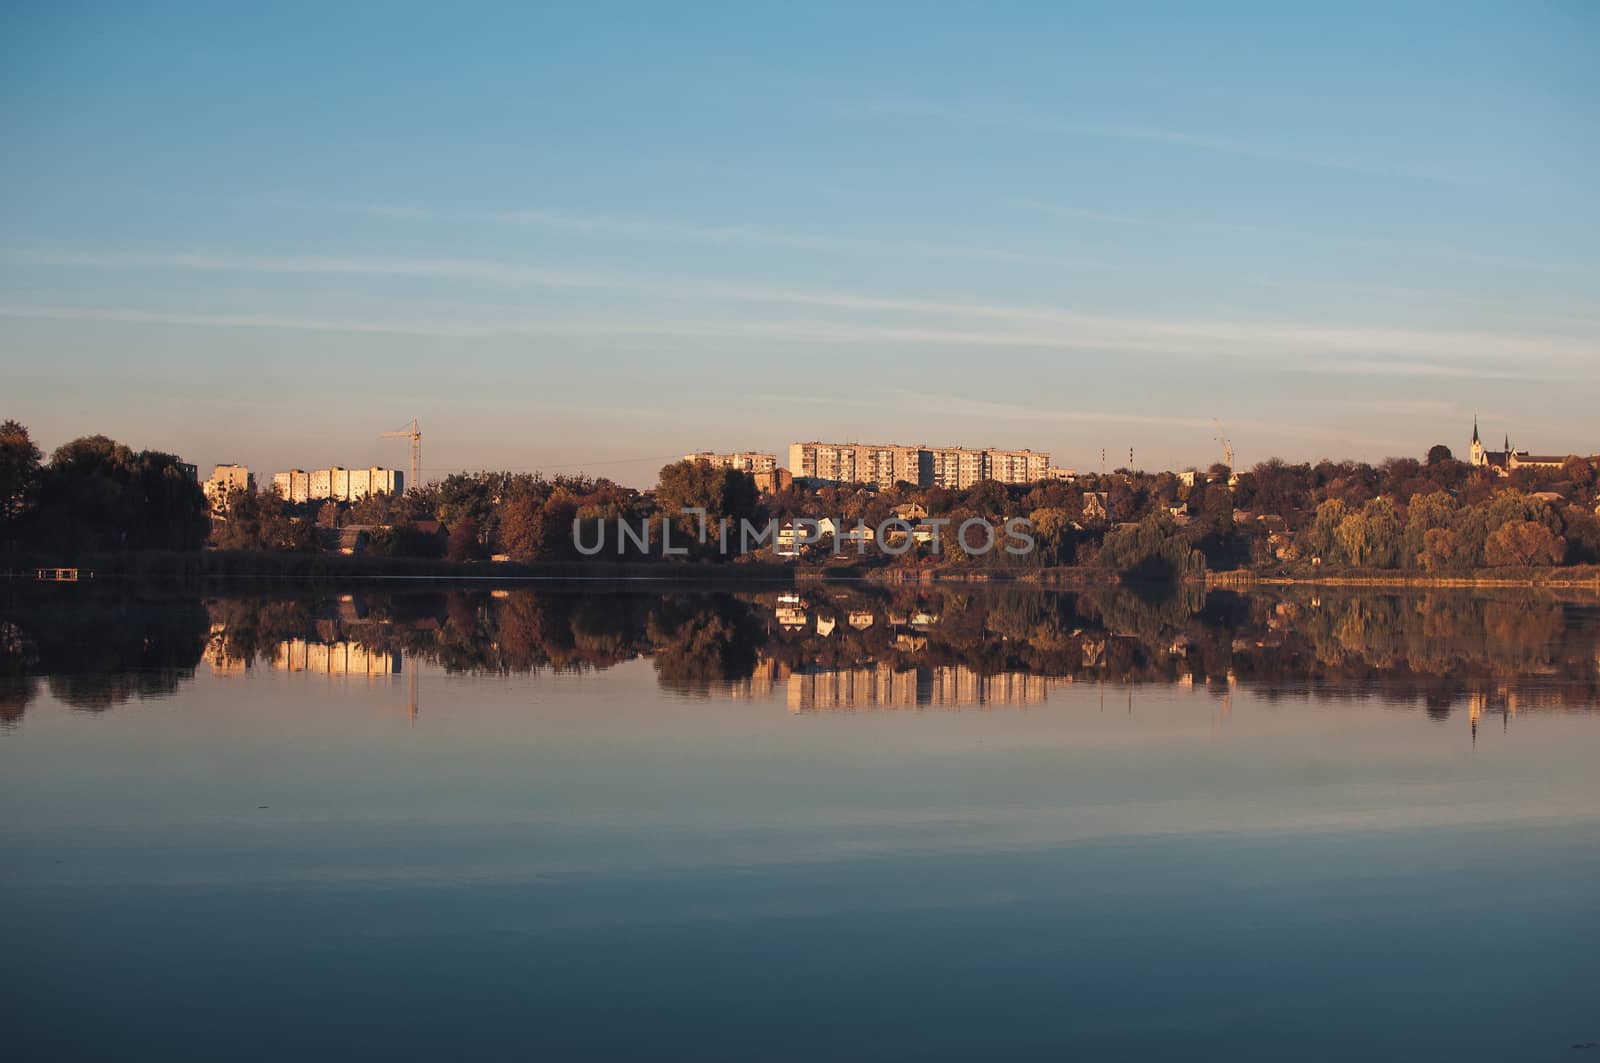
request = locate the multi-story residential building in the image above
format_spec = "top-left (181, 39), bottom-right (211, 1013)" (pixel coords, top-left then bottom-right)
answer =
top-left (986, 449), bottom-right (1050, 485)
top-left (893, 447), bottom-right (934, 487)
top-left (277, 466), bottom-right (402, 504)
top-left (201, 464), bottom-right (254, 513)
top-left (753, 467), bottom-right (793, 495)
top-left (929, 447), bottom-right (991, 489)
top-left (368, 467), bottom-right (403, 497)
top-left (683, 451), bottom-right (778, 474)
top-left (789, 442), bottom-right (1052, 489)
top-left (271, 469), bottom-right (313, 502)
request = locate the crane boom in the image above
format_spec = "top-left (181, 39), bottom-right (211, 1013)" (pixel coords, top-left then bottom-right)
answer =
top-left (379, 418), bottom-right (421, 492)
top-left (1212, 418), bottom-right (1234, 472)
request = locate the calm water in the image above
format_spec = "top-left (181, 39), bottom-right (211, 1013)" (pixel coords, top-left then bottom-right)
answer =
top-left (3, 584), bottom-right (1598, 1061)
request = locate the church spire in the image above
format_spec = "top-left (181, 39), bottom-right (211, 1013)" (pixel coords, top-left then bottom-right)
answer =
top-left (1472, 417), bottom-right (1480, 445)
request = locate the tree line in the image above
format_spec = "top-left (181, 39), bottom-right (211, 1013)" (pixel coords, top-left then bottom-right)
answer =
top-left (1, 421), bottom-right (208, 558)
top-left (5, 418), bottom-right (1596, 573)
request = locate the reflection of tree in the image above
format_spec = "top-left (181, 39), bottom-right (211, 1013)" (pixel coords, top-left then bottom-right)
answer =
top-left (0, 592), bottom-right (209, 721)
top-left (3, 584), bottom-right (1598, 727)
top-left (46, 671), bottom-right (190, 711)
top-left (648, 596), bottom-right (762, 695)
top-left (0, 677), bottom-right (36, 728)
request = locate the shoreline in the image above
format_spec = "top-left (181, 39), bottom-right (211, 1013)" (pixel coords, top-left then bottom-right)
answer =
top-left (8, 550), bottom-right (1600, 594)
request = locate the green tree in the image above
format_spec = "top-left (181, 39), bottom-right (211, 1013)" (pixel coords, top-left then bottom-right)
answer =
top-left (1096, 515), bottom-right (1206, 583)
top-left (1403, 491), bottom-right (1457, 569)
top-left (31, 435), bottom-right (208, 555)
top-left (213, 487), bottom-right (316, 552)
top-left (1028, 507), bottom-right (1076, 565)
top-left (1300, 498), bottom-right (1350, 562)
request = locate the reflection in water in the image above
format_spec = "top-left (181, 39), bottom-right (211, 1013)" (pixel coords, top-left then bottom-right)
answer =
top-left (5, 584), bottom-right (1600, 1062)
top-left (3, 583), bottom-right (1598, 728)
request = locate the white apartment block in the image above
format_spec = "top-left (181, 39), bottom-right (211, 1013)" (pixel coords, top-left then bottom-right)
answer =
top-left (683, 451), bottom-right (778, 474)
top-left (986, 449), bottom-right (1050, 485)
top-left (788, 443), bottom-right (933, 489)
top-left (788, 442), bottom-right (1051, 489)
top-left (201, 464), bottom-right (254, 512)
top-left (272, 465), bottom-right (403, 504)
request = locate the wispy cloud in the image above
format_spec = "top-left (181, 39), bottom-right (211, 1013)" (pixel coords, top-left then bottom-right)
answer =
top-left (335, 202), bottom-right (1123, 273)
top-left (6, 247), bottom-right (1595, 371)
top-left (747, 390), bottom-right (1416, 448)
top-left (1013, 199), bottom-right (1589, 277)
top-left (846, 98), bottom-right (1485, 186)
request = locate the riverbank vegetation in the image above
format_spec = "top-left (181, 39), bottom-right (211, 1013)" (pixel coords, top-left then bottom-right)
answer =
top-left (5, 419), bottom-right (1597, 585)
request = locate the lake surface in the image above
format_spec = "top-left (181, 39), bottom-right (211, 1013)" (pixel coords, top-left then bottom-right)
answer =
top-left (3, 584), bottom-right (1598, 1061)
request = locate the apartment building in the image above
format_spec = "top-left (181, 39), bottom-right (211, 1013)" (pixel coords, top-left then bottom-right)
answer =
top-left (273, 466), bottom-right (403, 504)
top-left (986, 449), bottom-right (1051, 485)
top-left (271, 469), bottom-right (311, 502)
top-left (201, 463), bottom-right (254, 512)
top-left (929, 447), bottom-right (989, 489)
top-left (788, 442), bottom-right (931, 489)
top-left (683, 451), bottom-right (778, 474)
top-left (789, 442), bottom-right (1052, 489)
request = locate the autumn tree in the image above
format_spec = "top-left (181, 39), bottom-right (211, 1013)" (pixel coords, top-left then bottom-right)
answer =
top-left (1417, 527), bottom-right (1464, 572)
top-left (1403, 491), bottom-right (1457, 569)
top-left (1483, 520), bottom-right (1565, 568)
top-left (654, 460), bottom-right (762, 560)
top-left (0, 419), bottom-right (42, 530)
top-left (213, 487), bottom-right (315, 552)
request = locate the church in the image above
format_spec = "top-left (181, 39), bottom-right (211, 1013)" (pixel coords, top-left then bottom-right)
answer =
top-left (1468, 419), bottom-right (1573, 475)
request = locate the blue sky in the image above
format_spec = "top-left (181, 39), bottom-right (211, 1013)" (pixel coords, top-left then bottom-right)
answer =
top-left (2, 1), bottom-right (1596, 485)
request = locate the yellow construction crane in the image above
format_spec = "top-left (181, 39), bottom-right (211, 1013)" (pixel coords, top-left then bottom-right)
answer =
top-left (1212, 418), bottom-right (1234, 472)
top-left (380, 418), bottom-right (421, 492)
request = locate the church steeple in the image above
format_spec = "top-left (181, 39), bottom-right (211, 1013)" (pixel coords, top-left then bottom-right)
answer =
top-left (1472, 417), bottom-right (1480, 445)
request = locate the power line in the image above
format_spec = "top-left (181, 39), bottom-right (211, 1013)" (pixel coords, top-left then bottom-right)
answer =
top-left (428, 454), bottom-right (689, 473)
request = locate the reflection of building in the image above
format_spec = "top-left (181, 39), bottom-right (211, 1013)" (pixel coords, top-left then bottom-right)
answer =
top-left (716, 656), bottom-right (790, 701)
top-left (774, 593), bottom-right (808, 629)
top-left (201, 624), bottom-right (249, 674)
top-left (273, 639), bottom-right (401, 677)
top-left (786, 663), bottom-right (1064, 712)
